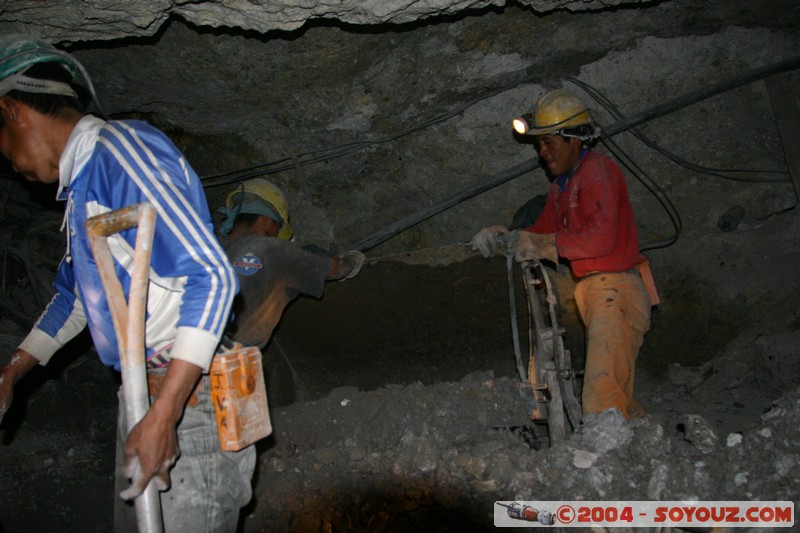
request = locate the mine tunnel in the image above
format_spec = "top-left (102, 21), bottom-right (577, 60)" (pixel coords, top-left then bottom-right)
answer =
top-left (1, 1), bottom-right (800, 532)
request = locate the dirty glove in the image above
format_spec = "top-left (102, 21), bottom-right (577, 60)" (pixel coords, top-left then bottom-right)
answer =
top-left (339, 250), bottom-right (365, 280)
top-left (514, 231), bottom-right (558, 264)
top-left (470, 225), bottom-right (509, 257)
top-left (332, 250), bottom-right (365, 281)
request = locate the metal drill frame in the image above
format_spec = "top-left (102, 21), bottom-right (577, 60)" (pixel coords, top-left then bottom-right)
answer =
top-left (519, 259), bottom-right (583, 443)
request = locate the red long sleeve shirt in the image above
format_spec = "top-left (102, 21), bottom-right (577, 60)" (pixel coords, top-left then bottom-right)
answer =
top-left (526, 150), bottom-right (643, 278)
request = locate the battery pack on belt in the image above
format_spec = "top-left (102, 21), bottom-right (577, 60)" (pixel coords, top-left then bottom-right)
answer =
top-left (209, 342), bottom-right (272, 451)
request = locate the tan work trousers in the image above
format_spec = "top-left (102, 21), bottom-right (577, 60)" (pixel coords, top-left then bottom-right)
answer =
top-left (574, 271), bottom-right (651, 419)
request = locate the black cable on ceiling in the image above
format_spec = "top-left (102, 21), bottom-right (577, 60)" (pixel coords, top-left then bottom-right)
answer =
top-left (562, 76), bottom-right (790, 183)
top-left (202, 56), bottom-right (799, 192)
top-left (601, 135), bottom-right (683, 252)
top-left (560, 77), bottom-right (684, 251)
top-left (197, 54), bottom-right (799, 251)
top-left (351, 55), bottom-right (800, 252)
top-left (201, 74), bottom-right (545, 188)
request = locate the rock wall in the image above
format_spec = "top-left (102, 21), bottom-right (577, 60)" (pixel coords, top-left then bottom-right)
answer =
top-left (1, 0), bottom-right (799, 367)
top-left (11, 1), bottom-right (790, 257)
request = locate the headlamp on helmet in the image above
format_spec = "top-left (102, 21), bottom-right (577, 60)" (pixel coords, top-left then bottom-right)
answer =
top-left (512, 113), bottom-right (534, 135)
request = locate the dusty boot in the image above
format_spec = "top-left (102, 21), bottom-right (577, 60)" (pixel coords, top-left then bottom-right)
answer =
top-left (329, 250), bottom-right (365, 281)
top-left (627, 399), bottom-right (646, 419)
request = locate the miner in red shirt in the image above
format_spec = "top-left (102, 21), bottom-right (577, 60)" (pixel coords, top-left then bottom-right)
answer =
top-left (472, 88), bottom-right (654, 420)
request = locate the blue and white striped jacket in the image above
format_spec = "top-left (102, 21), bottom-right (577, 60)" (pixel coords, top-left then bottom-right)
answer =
top-left (19, 115), bottom-right (238, 372)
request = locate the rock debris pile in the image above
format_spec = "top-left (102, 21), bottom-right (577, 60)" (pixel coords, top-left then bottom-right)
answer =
top-left (243, 360), bottom-right (800, 532)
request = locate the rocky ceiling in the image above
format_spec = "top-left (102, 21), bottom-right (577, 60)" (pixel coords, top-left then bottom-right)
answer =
top-left (2, 0), bottom-right (650, 42)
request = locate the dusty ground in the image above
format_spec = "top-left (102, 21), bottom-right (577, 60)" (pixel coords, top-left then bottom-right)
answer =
top-left (0, 190), bottom-right (799, 532)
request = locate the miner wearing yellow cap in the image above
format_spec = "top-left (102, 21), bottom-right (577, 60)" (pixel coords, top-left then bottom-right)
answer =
top-left (218, 178), bottom-right (364, 349)
top-left (472, 88), bottom-right (655, 420)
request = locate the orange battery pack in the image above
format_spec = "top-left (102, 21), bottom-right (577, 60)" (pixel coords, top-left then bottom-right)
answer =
top-left (209, 344), bottom-right (272, 451)
top-left (637, 259), bottom-right (661, 307)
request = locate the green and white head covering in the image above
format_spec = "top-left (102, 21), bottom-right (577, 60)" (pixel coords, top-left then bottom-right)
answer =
top-left (0, 34), bottom-right (106, 115)
top-left (0, 34), bottom-right (80, 97)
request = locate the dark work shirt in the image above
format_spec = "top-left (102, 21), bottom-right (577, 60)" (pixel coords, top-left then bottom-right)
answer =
top-left (222, 235), bottom-right (331, 348)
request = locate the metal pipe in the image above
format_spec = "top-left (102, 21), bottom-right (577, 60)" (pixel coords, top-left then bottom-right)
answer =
top-left (86, 203), bottom-right (162, 533)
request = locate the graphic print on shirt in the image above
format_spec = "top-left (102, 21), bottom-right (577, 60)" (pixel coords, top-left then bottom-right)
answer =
top-left (234, 252), bottom-right (264, 276)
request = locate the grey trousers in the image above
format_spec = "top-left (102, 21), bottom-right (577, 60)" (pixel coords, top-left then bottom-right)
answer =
top-left (113, 377), bottom-right (256, 532)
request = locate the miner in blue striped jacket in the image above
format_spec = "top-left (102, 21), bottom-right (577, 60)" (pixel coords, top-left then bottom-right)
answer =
top-left (0, 35), bottom-right (252, 532)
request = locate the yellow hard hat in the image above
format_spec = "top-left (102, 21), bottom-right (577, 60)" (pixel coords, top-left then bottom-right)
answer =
top-left (513, 89), bottom-right (593, 136)
top-left (225, 178), bottom-right (292, 240)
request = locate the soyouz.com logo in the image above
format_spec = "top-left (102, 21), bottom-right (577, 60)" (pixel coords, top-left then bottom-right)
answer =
top-left (494, 501), bottom-right (795, 528)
